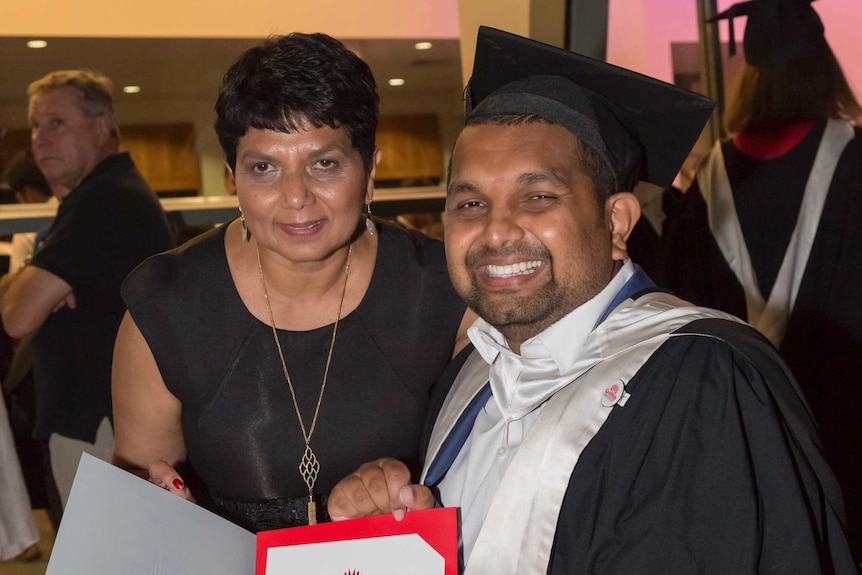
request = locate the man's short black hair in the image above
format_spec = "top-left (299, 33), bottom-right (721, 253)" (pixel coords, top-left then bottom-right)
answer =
top-left (215, 33), bottom-right (380, 173)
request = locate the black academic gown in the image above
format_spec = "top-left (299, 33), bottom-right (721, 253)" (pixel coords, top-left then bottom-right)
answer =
top-left (664, 123), bottom-right (862, 559)
top-left (425, 319), bottom-right (854, 574)
top-left (550, 318), bottom-right (852, 574)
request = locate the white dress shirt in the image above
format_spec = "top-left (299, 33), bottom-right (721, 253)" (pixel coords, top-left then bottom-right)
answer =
top-left (438, 260), bottom-right (635, 562)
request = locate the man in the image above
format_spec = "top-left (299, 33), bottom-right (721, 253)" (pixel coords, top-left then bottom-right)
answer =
top-left (328, 28), bottom-right (855, 573)
top-left (0, 70), bottom-right (175, 510)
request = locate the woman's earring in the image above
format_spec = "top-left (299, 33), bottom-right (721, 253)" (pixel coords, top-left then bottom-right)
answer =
top-left (241, 215), bottom-right (249, 242)
top-left (365, 204), bottom-right (376, 235)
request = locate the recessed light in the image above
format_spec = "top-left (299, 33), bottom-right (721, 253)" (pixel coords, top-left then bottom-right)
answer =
top-left (414, 42), bottom-right (433, 51)
top-left (27, 40), bottom-right (48, 49)
top-left (388, 78), bottom-right (405, 87)
top-left (123, 85), bottom-right (142, 94)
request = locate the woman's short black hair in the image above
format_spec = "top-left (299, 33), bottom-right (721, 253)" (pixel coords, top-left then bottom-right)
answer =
top-left (215, 33), bottom-right (380, 173)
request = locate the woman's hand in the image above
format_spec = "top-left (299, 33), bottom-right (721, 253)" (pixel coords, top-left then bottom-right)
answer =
top-left (327, 458), bottom-right (435, 521)
top-left (148, 460), bottom-right (196, 503)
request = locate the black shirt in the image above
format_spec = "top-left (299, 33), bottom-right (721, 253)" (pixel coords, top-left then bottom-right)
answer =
top-left (31, 152), bottom-right (174, 441)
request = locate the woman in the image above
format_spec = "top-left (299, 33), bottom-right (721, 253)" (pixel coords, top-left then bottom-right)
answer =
top-left (664, 0), bottom-right (862, 562)
top-left (112, 33), bottom-right (473, 532)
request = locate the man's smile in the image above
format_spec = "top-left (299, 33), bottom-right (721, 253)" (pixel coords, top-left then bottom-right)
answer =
top-left (485, 260), bottom-right (544, 278)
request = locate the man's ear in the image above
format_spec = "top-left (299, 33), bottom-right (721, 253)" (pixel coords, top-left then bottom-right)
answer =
top-left (365, 147), bottom-right (383, 205)
top-left (605, 192), bottom-right (641, 261)
top-left (93, 113), bottom-right (114, 148)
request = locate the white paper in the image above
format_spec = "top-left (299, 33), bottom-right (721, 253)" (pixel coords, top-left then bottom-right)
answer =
top-left (266, 533), bottom-right (444, 575)
top-left (46, 453), bottom-right (256, 575)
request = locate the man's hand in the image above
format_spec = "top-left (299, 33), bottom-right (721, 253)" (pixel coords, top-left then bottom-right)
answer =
top-left (52, 291), bottom-right (76, 312)
top-left (328, 458), bottom-right (436, 522)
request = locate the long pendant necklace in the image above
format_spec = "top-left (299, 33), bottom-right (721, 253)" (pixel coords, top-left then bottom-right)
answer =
top-left (256, 242), bottom-right (353, 525)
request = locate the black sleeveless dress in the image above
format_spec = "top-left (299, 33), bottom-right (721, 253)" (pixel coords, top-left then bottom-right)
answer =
top-left (122, 222), bottom-right (466, 531)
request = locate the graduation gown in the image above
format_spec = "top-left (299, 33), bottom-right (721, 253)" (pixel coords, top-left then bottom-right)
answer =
top-left (664, 119), bottom-right (862, 557)
top-left (423, 293), bottom-right (854, 574)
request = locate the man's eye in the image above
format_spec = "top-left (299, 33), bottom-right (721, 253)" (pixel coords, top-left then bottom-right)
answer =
top-left (460, 200), bottom-right (484, 209)
top-left (316, 159), bottom-right (338, 170)
top-left (252, 162), bottom-right (270, 172)
top-left (50, 118), bottom-right (63, 128)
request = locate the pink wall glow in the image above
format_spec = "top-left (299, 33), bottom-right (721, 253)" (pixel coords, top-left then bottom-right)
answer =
top-left (607, 0), bottom-right (861, 101)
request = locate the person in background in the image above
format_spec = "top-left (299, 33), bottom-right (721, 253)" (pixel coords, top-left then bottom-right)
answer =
top-left (0, 69), bottom-right (175, 512)
top-left (0, 145), bottom-right (42, 560)
top-left (663, 0), bottom-right (862, 561)
top-left (0, 389), bottom-right (39, 561)
top-left (3, 150), bottom-right (59, 273)
top-left (4, 150), bottom-right (53, 204)
top-left (327, 27), bottom-right (855, 573)
top-left (0, 150), bottom-right (64, 534)
top-left (112, 33), bottom-right (474, 532)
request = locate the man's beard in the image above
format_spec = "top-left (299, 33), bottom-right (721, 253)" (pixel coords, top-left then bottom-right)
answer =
top-left (457, 237), bottom-right (611, 340)
top-left (460, 242), bottom-right (564, 332)
top-left (462, 278), bottom-right (566, 332)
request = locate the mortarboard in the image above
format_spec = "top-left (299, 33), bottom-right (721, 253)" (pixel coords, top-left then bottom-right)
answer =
top-left (709, 0), bottom-right (825, 67)
top-left (465, 26), bottom-right (715, 192)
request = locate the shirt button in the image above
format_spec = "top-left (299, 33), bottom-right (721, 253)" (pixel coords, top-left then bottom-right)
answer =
top-left (497, 446), bottom-right (507, 457)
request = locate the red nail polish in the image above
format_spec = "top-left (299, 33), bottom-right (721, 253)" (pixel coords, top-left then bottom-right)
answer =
top-left (172, 478), bottom-right (185, 490)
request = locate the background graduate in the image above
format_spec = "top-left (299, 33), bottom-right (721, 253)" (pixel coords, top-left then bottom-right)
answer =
top-left (664, 0), bottom-right (862, 560)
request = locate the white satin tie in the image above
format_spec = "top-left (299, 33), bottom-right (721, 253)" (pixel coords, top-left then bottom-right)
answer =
top-left (471, 331), bottom-right (576, 421)
top-left (468, 262), bottom-right (635, 422)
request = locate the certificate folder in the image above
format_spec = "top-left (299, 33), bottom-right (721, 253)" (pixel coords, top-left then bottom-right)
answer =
top-left (257, 507), bottom-right (458, 575)
top-left (46, 454), bottom-right (457, 574)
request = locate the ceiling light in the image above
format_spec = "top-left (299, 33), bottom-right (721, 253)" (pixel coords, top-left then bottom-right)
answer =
top-left (123, 85), bottom-right (142, 94)
top-left (388, 78), bottom-right (405, 87)
top-left (414, 42), bottom-right (433, 51)
top-left (27, 40), bottom-right (48, 49)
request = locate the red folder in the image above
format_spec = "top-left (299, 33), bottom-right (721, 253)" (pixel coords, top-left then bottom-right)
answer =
top-left (256, 507), bottom-right (458, 574)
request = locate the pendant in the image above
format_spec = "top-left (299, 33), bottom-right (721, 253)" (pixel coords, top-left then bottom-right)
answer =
top-left (300, 444), bottom-right (321, 525)
top-left (307, 496), bottom-right (317, 525)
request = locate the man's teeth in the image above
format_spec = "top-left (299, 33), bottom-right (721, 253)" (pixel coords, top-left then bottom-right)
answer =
top-left (486, 261), bottom-right (543, 278)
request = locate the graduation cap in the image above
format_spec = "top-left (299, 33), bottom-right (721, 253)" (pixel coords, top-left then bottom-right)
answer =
top-left (709, 0), bottom-right (825, 67)
top-left (465, 27), bottom-right (715, 192)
